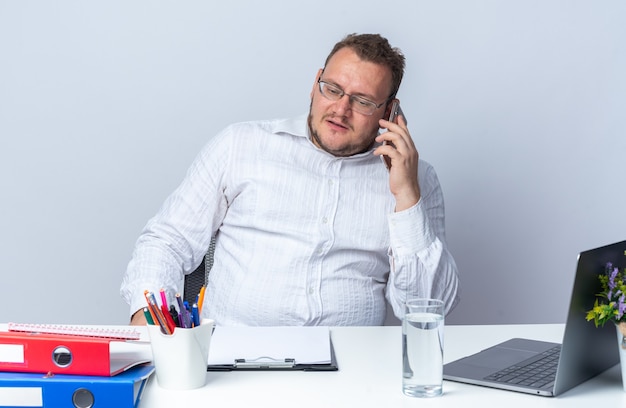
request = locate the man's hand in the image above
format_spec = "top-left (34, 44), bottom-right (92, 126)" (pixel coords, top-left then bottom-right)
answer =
top-left (130, 308), bottom-right (148, 326)
top-left (375, 114), bottom-right (421, 211)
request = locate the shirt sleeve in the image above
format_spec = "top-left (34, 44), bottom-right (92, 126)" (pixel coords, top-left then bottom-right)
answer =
top-left (119, 127), bottom-right (231, 318)
top-left (385, 162), bottom-right (460, 319)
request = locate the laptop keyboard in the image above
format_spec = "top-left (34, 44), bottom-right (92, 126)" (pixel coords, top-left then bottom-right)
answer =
top-left (484, 345), bottom-right (561, 388)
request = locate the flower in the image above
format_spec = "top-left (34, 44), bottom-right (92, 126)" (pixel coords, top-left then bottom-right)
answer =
top-left (586, 262), bottom-right (626, 327)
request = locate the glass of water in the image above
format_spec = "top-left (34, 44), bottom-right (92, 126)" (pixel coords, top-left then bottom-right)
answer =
top-left (402, 298), bottom-right (444, 397)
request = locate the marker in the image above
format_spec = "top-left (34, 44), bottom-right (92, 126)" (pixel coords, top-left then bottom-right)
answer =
top-left (161, 303), bottom-right (177, 333)
top-left (142, 307), bottom-right (155, 325)
top-left (169, 304), bottom-right (180, 328)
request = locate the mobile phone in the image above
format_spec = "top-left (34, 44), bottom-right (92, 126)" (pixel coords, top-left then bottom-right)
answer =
top-left (381, 101), bottom-right (401, 170)
top-left (387, 100), bottom-right (400, 123)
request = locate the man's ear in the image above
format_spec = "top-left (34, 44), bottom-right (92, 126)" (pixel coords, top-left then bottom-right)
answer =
top-left (310, 68), bottom-right (323, 99)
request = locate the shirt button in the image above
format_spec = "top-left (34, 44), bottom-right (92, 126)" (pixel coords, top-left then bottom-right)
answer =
top-left (322, 217), bottom-right (328, 224)
top-left (308, 288), bottom-right (314, 294)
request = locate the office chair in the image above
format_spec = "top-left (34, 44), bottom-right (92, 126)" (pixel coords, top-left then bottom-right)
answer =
top-left (183, 237), bottom-right (216, 304)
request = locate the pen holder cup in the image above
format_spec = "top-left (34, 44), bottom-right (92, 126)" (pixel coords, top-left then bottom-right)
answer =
top-left (147, 318), bottom-right (215, 390)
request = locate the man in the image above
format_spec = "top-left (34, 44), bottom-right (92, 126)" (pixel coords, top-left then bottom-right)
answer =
top-left (121, 33), bottom-right (459, 326)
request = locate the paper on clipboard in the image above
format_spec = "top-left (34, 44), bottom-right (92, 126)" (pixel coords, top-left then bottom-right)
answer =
top-left (207, 326), bottom-right (332, 367)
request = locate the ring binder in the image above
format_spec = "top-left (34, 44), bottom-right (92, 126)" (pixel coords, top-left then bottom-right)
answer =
top-left (0, 364), bottom-right (154, 408)
top-left (234, 357), bottom-right (296, 369)
top-left (0, 331), bottom-right (151, 376)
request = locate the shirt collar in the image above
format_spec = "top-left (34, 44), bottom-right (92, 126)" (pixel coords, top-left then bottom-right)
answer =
top-left (272, 114), bottom-right (377, 159)
top-left (272, 114), bottom-right (309, 138)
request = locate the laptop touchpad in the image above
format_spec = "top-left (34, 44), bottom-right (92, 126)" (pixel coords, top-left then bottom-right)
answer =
top-left (464, 347), bottom-right (536, 369)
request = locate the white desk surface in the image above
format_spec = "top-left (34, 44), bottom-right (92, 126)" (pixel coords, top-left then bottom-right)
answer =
top-left (1, 323), bottom-right (623, 406)
top-left (139, 323), bottom-right (625, 407)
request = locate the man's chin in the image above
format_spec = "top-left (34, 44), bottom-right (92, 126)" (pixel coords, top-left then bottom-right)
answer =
top-left (314, 136), bottom-right (363, 157)
top-left (309, 115), bottom-right (374, 157)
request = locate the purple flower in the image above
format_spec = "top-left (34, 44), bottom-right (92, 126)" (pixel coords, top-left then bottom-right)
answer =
top-left (619, 294), bottom-right (626, 319)
top-left (608, 266), bottom-right (619, 299)
top-left (588, 262), bottom-right (626, 326)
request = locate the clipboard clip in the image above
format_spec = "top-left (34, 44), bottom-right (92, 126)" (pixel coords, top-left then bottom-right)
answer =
top-left (234, 357), bottom-right (296, 369)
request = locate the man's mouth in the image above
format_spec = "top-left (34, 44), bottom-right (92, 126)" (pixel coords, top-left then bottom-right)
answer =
top-left (325, 117), bottom-right (350, 131)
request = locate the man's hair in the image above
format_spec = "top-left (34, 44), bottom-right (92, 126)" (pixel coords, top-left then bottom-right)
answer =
top-left (324, 33), bottom-right (405, 100)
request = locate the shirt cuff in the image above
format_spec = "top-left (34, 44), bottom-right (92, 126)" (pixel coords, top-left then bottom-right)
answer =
top-left (387, 200), bottom-right (435, 257)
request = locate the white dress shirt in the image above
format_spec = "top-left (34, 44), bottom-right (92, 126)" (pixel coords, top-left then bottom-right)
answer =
top-left (120, 115), bottom-right (459, 326)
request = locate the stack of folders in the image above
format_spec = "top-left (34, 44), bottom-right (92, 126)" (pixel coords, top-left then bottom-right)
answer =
top-left (0, 323), bottom-right (155, 408)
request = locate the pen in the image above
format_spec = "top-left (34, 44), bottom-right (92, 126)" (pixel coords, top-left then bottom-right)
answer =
top-left (175, 294), bottom-right (189, 328)
top-left (191, 303), bottom-right (200, 327)
top-left (185, 301), bottom-right (194, 328)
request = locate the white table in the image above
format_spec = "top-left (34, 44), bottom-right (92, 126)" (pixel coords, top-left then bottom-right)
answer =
top-left (140, 324), bottom-right (625, 407)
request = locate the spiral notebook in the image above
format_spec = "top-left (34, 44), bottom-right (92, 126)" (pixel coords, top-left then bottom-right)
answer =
top-left (7, 323), bottom-right (142, 340)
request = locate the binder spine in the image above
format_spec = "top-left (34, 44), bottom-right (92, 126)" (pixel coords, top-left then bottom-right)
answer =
top-left (0, 332), bottom-right (113, 376)
top-left (0, 365), bottom-right (154, 408)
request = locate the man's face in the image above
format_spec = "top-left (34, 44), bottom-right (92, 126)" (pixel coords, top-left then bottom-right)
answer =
top-left (308, 47), bottom-right (394, 157)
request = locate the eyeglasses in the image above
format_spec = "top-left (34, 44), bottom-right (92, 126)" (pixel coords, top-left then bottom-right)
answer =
top-left (317, 78), bottom-right (388, 116)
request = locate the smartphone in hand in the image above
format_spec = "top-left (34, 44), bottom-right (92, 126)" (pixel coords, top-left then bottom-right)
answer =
top-left (381, 100), bottom-right (401, 170)
top-left (387, 100), bottom-right (400, 124)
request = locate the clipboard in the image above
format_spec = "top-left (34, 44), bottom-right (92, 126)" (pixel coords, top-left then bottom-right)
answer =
top-left (205, 326), bottom-right (338, 371)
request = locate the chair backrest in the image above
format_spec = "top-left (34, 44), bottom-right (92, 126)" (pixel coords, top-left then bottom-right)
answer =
top-left (183, 237), bottom-right (215, 304)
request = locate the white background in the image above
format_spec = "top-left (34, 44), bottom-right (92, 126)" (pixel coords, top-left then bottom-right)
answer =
top-left (1, 1), bottom-right (624, 325)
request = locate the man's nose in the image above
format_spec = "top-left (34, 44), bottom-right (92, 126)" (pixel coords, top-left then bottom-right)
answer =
top-left (333, 94), bottom-right (352, 115)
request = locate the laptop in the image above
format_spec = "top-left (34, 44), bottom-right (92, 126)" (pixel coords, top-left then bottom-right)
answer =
top-left (443, 240), bottom-right (626, 396)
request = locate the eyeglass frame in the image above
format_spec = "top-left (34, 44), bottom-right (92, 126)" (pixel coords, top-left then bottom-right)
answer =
top-left (316, 76), bottom-right (394, 116)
